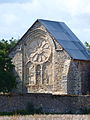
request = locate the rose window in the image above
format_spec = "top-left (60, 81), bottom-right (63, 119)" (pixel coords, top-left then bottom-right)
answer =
top-left (26, 39), bottom-right (51, 64)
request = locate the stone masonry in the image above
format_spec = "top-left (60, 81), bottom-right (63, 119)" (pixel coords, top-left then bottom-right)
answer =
top-left (0, 94), bottom-right (90, 114)
top-left (9, 20), bottom-right (90, 95)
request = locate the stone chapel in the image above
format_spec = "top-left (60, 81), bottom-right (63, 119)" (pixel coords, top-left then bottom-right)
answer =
top-left (9, 19), bottom-right (90, 95)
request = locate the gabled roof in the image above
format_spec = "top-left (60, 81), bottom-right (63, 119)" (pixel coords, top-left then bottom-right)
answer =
top-left (38, 19), bottom-right (90, 61)
top-left (10, 19), bottom-right (90, 61)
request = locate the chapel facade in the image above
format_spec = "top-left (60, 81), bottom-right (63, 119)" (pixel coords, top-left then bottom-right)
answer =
top-left (9, 19), bottom-right (90, 95)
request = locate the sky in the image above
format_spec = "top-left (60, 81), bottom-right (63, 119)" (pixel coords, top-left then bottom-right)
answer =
top-left (0, 0), bottom-right (90, 43)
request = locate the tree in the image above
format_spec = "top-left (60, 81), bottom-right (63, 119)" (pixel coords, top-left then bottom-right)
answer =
top-left (0, 38), bottom-right (18, 93)
top-left (85, 42), bottom-right (90, 51)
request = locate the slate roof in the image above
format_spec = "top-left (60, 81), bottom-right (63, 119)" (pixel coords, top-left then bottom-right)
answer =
top-left (10, 19), bottom-right (90, 61)
top-left (38, 19), bottom-right (90, 60)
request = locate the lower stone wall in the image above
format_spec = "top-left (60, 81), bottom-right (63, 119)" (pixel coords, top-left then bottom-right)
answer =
top-left (0, 93), bottom-right (90, 113)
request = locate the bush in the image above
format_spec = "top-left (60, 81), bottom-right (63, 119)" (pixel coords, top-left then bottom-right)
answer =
top-left (26, 102), bottom-right (43, 114)
top-left (35, 106), bottom-right (43, 114)
top-left (26, 102), bottom-right (35, 114)
top-left (80, 108), bottom-right (90, 114)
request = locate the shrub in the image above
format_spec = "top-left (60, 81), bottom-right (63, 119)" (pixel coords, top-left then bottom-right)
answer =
top-left (26, 102), bottom-right (43, 114)
top-left (26, 102), bottom-right (35, 114)
top-left (80, 108), bottom-right (90, 114)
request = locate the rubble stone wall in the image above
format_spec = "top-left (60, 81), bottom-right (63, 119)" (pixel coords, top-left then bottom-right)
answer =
top-left (0, 94), bottom-right (90, 114)
top-left (67, 60), bottom-right (90, 95)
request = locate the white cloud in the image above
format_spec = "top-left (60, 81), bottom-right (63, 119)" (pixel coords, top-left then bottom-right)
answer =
top-left (2, 14), bottom-right (18, 25)
top-left (0, 0), bottom-right (90, 43)
top-left (0, 0), bottom-right (32, 4)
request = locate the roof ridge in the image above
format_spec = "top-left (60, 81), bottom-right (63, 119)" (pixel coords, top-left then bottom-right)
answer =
top-left (38, 19), bottom-right (64, 23)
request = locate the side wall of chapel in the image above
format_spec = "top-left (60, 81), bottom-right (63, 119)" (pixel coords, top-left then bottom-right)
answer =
top-left (67, 60), bottom-right (90, 95)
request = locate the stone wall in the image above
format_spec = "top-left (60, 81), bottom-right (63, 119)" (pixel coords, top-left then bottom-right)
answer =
top-left (67, 60), bottom-right (90, 95)
top-left (22, 22), bottom-right (55, 94)
top-left (9, 42), bottom-right (23, 93)
top-left (0, 94), bottom-right (90, 113)
top-left (53, 46), bottom-right (71, 94)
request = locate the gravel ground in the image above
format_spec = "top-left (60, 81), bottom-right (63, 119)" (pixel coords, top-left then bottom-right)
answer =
top-left (0, 115), bottom-right (90, 120)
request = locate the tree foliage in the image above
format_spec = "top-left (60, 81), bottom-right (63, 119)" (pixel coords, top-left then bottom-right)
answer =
top-left (0, 38), bottom-right (18, 93)
top-left (85, 42), bottom-right (90, 51)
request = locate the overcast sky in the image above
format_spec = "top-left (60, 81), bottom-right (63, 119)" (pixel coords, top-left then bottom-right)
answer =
top-left (0, 0), bottom-right (90, 43)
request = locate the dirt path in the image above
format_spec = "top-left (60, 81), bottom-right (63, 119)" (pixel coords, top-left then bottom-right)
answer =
top-left (0, 115), bottom-right (90, 120)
